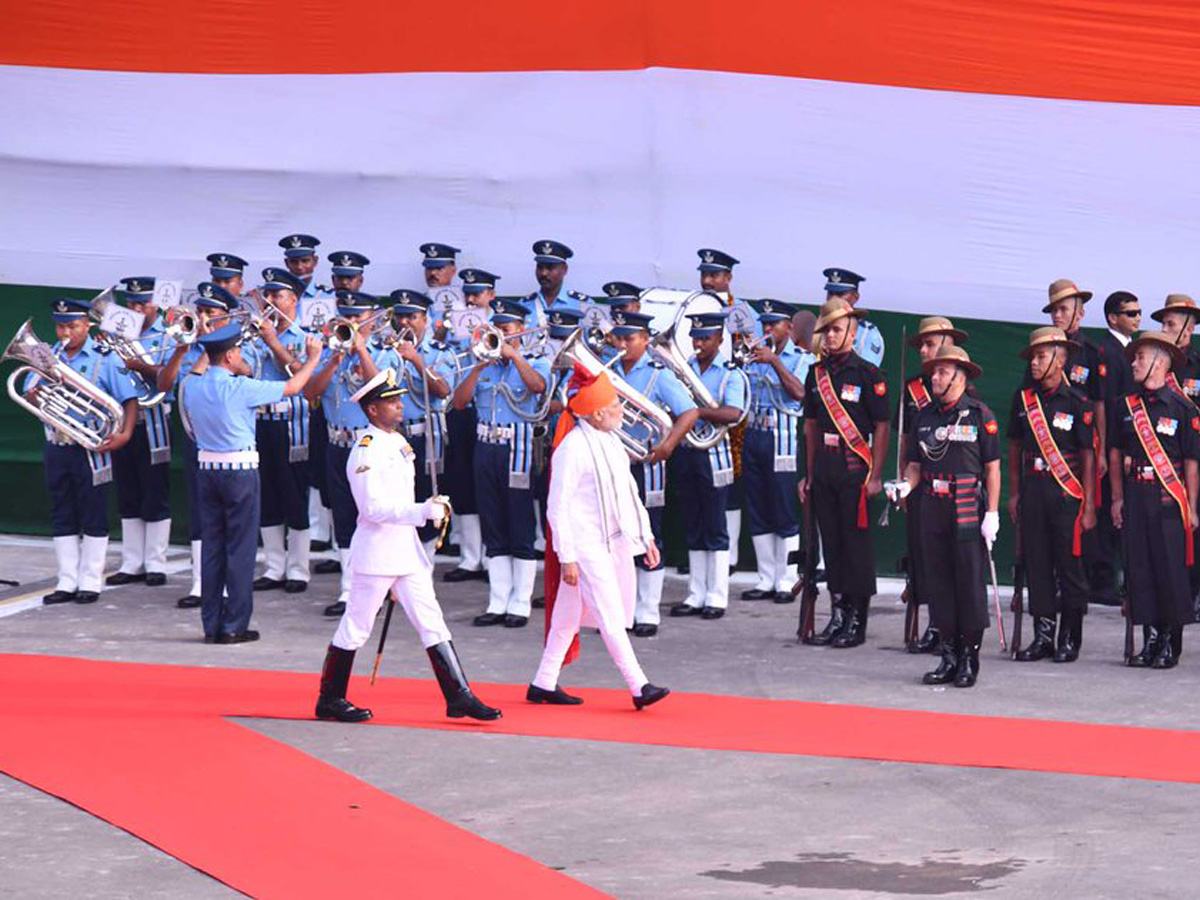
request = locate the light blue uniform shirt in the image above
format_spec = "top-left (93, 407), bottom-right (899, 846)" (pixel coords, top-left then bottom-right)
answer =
top-left (26, 337), bottom-right (139, 432)
top-left (854, 319), bottom-right (885, 367)
top-left (746, 339), bottom-right (809, 419)
top-left (188, 367), bottom-right (286, 452)
top-left (618, 351), bottom-right (697, 446)
top-left (390, 337), bottom-right (458, 423)
top-left (528, 288), bottom-right (586, 327)
top-left (244, 322), bottom-right (306, 382)
top-left (474, 355), bottom-right (553, 426)
top-left (317, 345), bottom-right (387, 431)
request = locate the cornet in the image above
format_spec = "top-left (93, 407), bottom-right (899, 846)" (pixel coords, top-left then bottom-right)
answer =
top-left (164, 304), bottom-right (200, 345)
top-left (468, 324), bottom-right (548, 364)
top-left (322, 308), bottom-right (396, 353)
top-left (3, 319), bottom-right (125, 451)
top-left (731, 332), bottom-right (769, 367)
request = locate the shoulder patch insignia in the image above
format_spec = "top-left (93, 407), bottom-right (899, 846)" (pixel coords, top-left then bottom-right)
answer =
top-left (873, 381), bottom-right (887, 396)
top-left (1083, 410), bottom-right (1094, 425)
top-left (358, 435), bottom-right (373, 447)
top-left (1098, 363), bottom-right (1108, 377)
top-left (984, 419), bottom-right (999, 434)
top-left (355, 464), bottom-right (370, 473)
top-left (1193, 417), bottom-right (1199, 432)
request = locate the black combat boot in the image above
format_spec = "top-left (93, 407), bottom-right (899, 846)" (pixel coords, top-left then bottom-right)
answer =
top-left (954, 631), bottom-right (982, 687)
top-left (913, 624), bottom-right (940, 654)
top-left (809, 596), bottom-right (848, 646)
top-left (923, 634), bottom-right (959, 685)
top-left (832, 596), bottom-right (869, 648)
top-left (1015, 616), bottom-right (1056, 661)
top-left (1053, 609), bottom-right (1083, 663)
top-left (1127, 625), bottom-right (1159, 668)
top-left (427, 642), bottom-right (502, 720)
top-left (315, 645), bottom-right (373, 722)
top-left (1152, 625), bottom-right (1180, 670)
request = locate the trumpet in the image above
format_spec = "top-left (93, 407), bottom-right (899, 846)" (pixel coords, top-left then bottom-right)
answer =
top-left (164, 304), bottom-right (200, 345)
top-left (469, 324), bottom-right (548, 364)
top-left (730, 332), bottom-right (769, 367)
top-left (88, 289), bottom-right (168, 408)
top-left (322, 308), bottom-right (396, 352)
top-left (4, 319), bottom-right (125, 451)
top-left (649, 325), bottom-right (748, 450)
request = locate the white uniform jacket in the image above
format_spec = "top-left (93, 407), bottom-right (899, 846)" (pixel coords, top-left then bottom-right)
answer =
top-left (346, 425), bottom-right (433, 577)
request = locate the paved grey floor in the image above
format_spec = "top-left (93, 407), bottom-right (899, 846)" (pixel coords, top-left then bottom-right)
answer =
top-left (1, 535), bottom-right (1198, 898)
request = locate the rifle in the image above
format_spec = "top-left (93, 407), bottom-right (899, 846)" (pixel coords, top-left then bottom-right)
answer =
top-left (793, 483), bottom-right (819, 642)
top-left (1008, 525), bottom-right (1025, 658)
top-left (986, 543), bottom-right (1008, 653)
top-left (900, 555), bottom-right (920, 650)
top-left (878, 324), bottom-right (906, 527)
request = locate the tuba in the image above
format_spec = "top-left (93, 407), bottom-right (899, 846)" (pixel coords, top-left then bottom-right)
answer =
top-left (554, 329), bottom-right (673, 462)
top-left (4, 319), bottom-right (125, 451)
top-left (649, 324), bottom-right (749, 451)
top-left (88, 288), bottom-right (168, 408)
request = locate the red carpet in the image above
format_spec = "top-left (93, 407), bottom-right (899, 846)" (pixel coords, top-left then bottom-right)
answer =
top-left (4, 653), bottom-right (1200, 898)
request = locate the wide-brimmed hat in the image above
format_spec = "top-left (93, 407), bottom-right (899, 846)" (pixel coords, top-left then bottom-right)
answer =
top-left (813, 297), bottom-right (866, 333)
top-left (921, 345), bottom-right (981, 380)
top-left (1042, 278), bottom-right (1093, 313)
top-left (1124, 331), bottom-right (1186, 370)
top-left (1150, 293), bottom-right (1200, 324)
top-left (1019, 325), bottom-right (1079, 360)
top-left (908, 315), bottom-right (968, 347)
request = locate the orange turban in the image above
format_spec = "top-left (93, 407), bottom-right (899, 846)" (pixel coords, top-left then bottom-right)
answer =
top-left (552, 364), bottom-right (618, 450)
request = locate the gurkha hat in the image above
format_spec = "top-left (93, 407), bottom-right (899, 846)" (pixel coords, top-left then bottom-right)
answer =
top-left (1019, 326), bottom-right (1079, 360)
top-left (1124, 331), bottom-right (1186, 370)
top-left (908, 315), bottom-right (968, 347)
top-left (813, 296), bottom-right (866, 333)
top-left (1150, 293), bottom-right (1200, 323)
top-left (1042, 278), bottom-right (1093, 313)
top-left (922, 344), bottom-right (982, 380)
top-left (351, 367), bottom-right (405, 405)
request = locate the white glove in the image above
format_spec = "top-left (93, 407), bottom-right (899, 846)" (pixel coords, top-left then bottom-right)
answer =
top-left (981, 511), bottom-right (1000, 549)
top-left (884, 480), bottom-right (912, 505)
top-left (422, 496), bottom-right (451, 525)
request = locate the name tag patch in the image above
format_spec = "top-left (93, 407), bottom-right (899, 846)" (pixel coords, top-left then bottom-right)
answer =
top-left (840, 384), bottom-right (861, 403)
top-left (1052, 412), bottom-right (1074, 431)
top-left (1157, 417), bottom-right (1178, 437)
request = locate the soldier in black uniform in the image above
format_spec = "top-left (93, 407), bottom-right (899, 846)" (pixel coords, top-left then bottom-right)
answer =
top-left (1111, 332), bottom-right (1200, 669)
top-left (801, 298), bottom-right (890, 648)
top-left (897, 316), bottom-right (969, 654)
top-left (1007, 327), bottom-right (1096, 663)
top-left (894, 345), bottom-right (1000, 688)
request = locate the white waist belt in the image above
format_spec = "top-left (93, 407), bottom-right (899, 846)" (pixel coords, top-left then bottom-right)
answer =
top-left (198, 449), bottom-right (260, 470)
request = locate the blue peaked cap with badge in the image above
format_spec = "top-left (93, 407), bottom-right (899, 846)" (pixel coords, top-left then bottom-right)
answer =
top-left (697, 248), bottom-right (739, 273)
top-left (389, 289), bottom-right (433, 315)
top-left (609, 310), bottom-right (654, 335)
top-left (824, 267), bottom-right (865, 294)
top-left (491, 297), bottom-right (532, 323)
top-left (686, 309), bottom-right (729, 335)
top-left (460, 268), bottom-right (500, 294)
top-left (547, 307), bottom-right (585, 338)
top-left (598, 281), bottom-right (642, 306)
top-left (532, 239), bottom-right (573, 265)
top-left (752, 298), bottom-right (799, 322)
top-left (329, 251), bottom-right (370, 276)
top-left (279, 233), bottom-right (320, 258)
top-left (196, 282), bottom-right (239, 312)
top-left (206, 253), bottom-right (248, 279)
top-left (50, 298), bottom-right (91, 322)
top-left (118, 276), bottom-right (155, 299)
top-left (261, 267), bottom-right (307, 295)
top-left (336, 290), bottom-right (380, 315)
top-left (198, 322), bottom-right (243, 356)
top-left (419, 242), bottom-right (461, 268)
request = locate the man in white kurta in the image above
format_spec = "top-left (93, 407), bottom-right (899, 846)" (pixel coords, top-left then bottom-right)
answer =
top-left (315, 368), bottom-right (501, 723)
top-left (529, 370), bottom-right (670, 709)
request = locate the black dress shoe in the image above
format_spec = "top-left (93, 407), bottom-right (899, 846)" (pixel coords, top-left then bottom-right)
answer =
top-left (444, 567), bottom-right (486, 583)
top-left (310, 539), bottom-right (332, 552)
top-left (217, 630), bottom-right (260, 644)
top-left (669, 602), bottom-right (703, 617)
top-left (323, 600), bottom-right (346, 617)
top-left (633, 683), bottom-right (670, 710)
top-left (252, 577), bottom-right (285, 591)
top-left (203, 634), bottom-right (219, 644)
top-left (74, 591), bottom-right (99, 604)
top-left (473, 612), bottom-right (506, 626)
top-left (315, 696), bottom-right (373, 722)
top-left (526, 684), bottom-right (583, 705)
top-left (503, 614), bottom-right (528, 628)
top-left (313, 558), bottom-right (341, 575)
top-left (284, 580), bottom-right (308, 594)
top-left (773, 591), bottom-right (795, 604)
top-left (176, 595), bottom-right (201, 609)
top-left (740, 588), bottom-right (778, 601)
top-left (531, 596), bottom-right (545, 609)
top-left (700, 607), bottom-right (726, 620)
top-left (144, 572), bottom-right (166, 587)
top-left (105, 571), bottom-right (145, 586)
top-left (631, 623), bottom-right (658, 638)
top-left (1128, 626), bottom-right (1160, 668)
top-left (42, 590), bottom-right (76, 605)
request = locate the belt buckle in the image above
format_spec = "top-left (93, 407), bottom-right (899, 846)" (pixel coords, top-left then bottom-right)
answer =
top-left (1034, 457), bottom-right (1048, 472)
top-left (932, 478), bottom-right (951, 494)
top-left (823, 433), bottom-right (840, 448)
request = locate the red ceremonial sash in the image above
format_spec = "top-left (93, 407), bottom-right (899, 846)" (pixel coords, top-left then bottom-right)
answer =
top-left (1126, 395), bottom-right (1194, 566)
top-left (816, 366), bottom-right (873, 528)
top-left (906, 377), bottom-right (932, 410)
top-left (1022, 388), bottom-right (1086, 556)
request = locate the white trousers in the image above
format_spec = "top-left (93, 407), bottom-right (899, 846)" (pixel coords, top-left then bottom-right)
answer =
top-left (533, 542), bottom-right (647, 695)
top-left (332, 569), bottom-right (452, 652)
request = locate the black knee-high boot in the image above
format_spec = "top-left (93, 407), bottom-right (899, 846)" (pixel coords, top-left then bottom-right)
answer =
top-left (315, 644), bottom-right (373, 722)
top-left (427, 641), bottom-right (502, 720)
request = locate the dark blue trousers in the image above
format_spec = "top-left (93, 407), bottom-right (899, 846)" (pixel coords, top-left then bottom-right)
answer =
top-left (443, 407), bottom-right (478, 514)
top-left (326, 443), bottom-right (357, 550)
top-left (256, 419), bottom-right (310, 529)
top-left (45, 444), bottom-right (109, 537)
top-left (182, 434), bottom-right (201, 541)
top-left (675, 447), bottom-right (731, 551)
top-left (112, 422), bottom-right (170, 521)
top-left (198, 468), bottom-right (260, 638)
top-left (475, 441), bottom-right (536, 559)
top-left (630, 462), bottom-right (665, 572)
top-left (309, 405), bottom-right (330, 506)
top-left (742, 428), bottom-right (800, 537)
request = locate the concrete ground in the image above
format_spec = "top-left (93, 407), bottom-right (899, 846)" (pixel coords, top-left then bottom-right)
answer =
top-left (1, 534), bottom-right (1197, 898)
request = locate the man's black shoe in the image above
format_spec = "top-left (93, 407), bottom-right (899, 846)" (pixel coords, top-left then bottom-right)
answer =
top-left (42, 590), bottom-right (76, 605)
top-left (105, 572), bottom-right (144, 586)
top-left (526, 684), bottom-right (583, 705)
top-left (252, 577), bottom-right (285, 591)
top-left (284, 580), bottom-right (308, 594)
top-left (176, 594), bottom-right (201, 609)
top-left (324, 600), bottom-right (346, 617)
top-left (217, 630), bottom-right (260, 644)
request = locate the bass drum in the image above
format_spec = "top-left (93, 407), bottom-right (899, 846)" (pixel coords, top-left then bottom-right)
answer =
top-left (637, 288), bottom-right (731, 359)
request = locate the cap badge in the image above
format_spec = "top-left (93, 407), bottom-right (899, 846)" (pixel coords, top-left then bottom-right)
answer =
top-left (703, 251), bottom-right (714, 264)
top-left (290, 235), bottom-right (303, 249)
top-left (464, 271), bottom-right (475, 283)
top-left (540, 242), bottom-right (553, 256)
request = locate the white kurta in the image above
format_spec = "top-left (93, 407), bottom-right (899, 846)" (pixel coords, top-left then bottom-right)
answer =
top-left (534, 420), bottom-right (654, 693)
top-left (332, 425), bottom-right (451, 652)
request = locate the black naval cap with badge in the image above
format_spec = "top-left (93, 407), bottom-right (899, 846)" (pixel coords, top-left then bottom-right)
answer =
top-left (491, 297), bottom-right (532, 324)
top-left (118, 276), bottom-right (156, 300)
top-left (532, 240), bottom-right (573, 265)
top-left (460, 269), bottom-right (500, 294)
top-left (261, 267), bottom-right (307, 295)
top-left (196, 282), bottom-right (239, 312)
top-left (50, 297), bottom-right (91, 322)
top-left (598, 281), bottom-right (642, 308)
top-left (419, 243), bottom-right (461, 269)
top-left (279, 233), bottom-right (320, 259)
top-left (390, 289), bottom-right (433, 315)
top-left (329, 251), bottom-right (370, 277)
top-left (547, 307), bottom-right (585, 340)
top-left (686, 309), bottom-right (729, 336)
top-left (335, 290), bottom-right (380, 315)
top-left (697, 249), bottom-right (738, 273)
top-left (351, 368), bottom-right (405, 409)
top-left (751, 298), bottom-right (799, 322)
top-left (823, 268), bottom-right (865, 296)
top-left (609, 310), bottom-right (654, 336)
top-left (206, 253), bottom-right (248, 280)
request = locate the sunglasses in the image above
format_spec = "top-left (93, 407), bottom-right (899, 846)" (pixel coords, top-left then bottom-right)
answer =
top-left (1118, 309), bottom-right (1142, 317)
